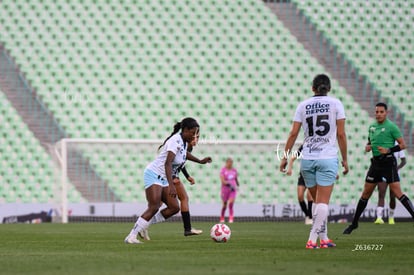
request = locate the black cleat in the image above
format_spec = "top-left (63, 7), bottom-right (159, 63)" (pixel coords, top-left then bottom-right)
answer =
top-left (343, 223), bottom-right (358, 234)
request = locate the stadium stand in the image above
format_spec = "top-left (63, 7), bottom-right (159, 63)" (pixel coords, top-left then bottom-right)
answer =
top-left (0, 0), bottom-right (412, 205)
top-left (292, 0), bottom-right (414, 129)
top-left (0, 87), bottom-right (82, 203)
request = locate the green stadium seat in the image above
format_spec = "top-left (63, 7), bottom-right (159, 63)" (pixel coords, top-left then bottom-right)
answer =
top-left (293, 0), bottom-right (414, 128)
top-left (0, 88), bottom-right (84, 203)
top-left (0, 0), bottom-right (412, 204)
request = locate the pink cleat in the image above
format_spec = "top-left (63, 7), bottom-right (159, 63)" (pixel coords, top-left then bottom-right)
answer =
top-left (305, 240), bottom-right (319, 249)
top-left (320, 239), bottom-right (336, 248)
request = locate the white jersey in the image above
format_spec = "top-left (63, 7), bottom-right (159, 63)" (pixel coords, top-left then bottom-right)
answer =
top-left (293, 95), bottom-right (346, 160)
top-left (146, 133), bottom-right (187, 179)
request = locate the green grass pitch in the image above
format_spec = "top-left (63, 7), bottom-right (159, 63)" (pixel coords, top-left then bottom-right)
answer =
top-left (0, 222), bottom-right (413, 275)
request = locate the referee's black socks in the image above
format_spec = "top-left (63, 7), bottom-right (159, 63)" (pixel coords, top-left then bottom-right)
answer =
top-left (352, 198), bottom-right (368, 225)
top-left (399, 195), bottom-right (414, 219)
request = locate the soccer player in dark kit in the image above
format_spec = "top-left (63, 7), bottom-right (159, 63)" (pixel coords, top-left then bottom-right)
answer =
top-left (343, 103), bottom-right (414, 234)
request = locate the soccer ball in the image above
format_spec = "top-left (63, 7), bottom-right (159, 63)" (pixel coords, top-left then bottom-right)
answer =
top-left (210, 223), bottom-right (231, 242)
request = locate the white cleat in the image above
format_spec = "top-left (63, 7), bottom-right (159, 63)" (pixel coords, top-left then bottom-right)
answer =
top-left (184, 228), bottom-right (203, 236)
top-left (138, 229), bottom-right (150, 241)
top-left (191, 228), bottom-right (203, 234)
top-left (305, 217), bottom-right (313, 225)
top-left (124, 235), bottom-right (143, 244)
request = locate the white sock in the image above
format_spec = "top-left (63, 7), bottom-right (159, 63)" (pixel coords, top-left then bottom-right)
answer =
top-left (129, 217), bottom-right (150, 237)
top-left (389, 208), bottom-right (395, 218)
top-left (376, 206), bottom-right (384, 219)
top-left (317, 203), bottom-right (329, 241)
top-left (317, 204), bottom-right (329, 241)
top-left (308, 203), bottom-right (328, 243)
top-left (150, 211), bottom-right (166, 225)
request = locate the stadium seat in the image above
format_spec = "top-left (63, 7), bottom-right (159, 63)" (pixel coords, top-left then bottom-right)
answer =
top-left (0, 0), bottom-right (412, 204)
top-left (0, 88), bottom-right (83, 203)
top-left (293, 0), bottom-right (414, 128)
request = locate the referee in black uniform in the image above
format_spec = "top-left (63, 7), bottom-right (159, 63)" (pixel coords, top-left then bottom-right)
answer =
top-left (344, 103), bottom-right (414, 234)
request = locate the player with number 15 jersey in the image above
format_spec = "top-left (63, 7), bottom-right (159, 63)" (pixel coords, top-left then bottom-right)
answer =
top-left (280, 74), bottom-right (348, 249)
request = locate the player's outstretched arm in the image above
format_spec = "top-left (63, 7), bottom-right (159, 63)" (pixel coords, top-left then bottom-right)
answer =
top-left (187, 152), bottom-right (212, 164)
top-left (336, 119), bottom-right (348, 175)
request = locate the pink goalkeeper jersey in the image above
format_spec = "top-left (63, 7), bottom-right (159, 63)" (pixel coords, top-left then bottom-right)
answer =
top-left (220, 167), bottom-right (238, 187)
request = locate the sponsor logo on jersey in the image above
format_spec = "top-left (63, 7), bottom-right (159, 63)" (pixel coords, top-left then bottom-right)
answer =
top-left (307, 144), bottom-right (324, 153)
top-left (309, 137), bottom-right (330, 143)
top-left (305, 102), bottom-right (330, 115)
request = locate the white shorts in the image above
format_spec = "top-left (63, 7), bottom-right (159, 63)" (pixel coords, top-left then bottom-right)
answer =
top-left (144, 169), bottom-right (168, 189)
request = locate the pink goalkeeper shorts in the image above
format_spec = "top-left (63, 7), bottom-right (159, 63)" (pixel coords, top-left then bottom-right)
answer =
top-left (221, 186), bottom-right (237, 202)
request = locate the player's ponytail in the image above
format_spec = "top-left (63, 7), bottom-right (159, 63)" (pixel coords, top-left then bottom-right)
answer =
top-left (312, 74), bottom-right (331, 95)
top-left (317, 84), bottom-right (329, 94)
top-left (159, 121), bottom-right (182, 150)
top-left (158, 117), bottom-right (199, 150)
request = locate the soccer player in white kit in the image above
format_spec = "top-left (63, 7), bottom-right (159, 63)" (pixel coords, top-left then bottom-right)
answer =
top-left (125, 117), bottom-right (207, 244)
top-left (280, 74), bottom-right (349, 249)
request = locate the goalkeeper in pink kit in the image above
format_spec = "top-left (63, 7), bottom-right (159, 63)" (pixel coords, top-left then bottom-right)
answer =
top-left (220, 158), bottom-right (239, 223)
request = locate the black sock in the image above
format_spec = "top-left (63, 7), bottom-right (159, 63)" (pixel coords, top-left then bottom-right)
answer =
top-left (307, 201), bottom-right (313, 219)
top-left (181, 211), bottom-right (192, 231)
top-left (399, 195), bottom-right (414, 219)
top-left (352, 198), bottom-right (368, 225)
top-left (299, 201), bottom-right (308, 217)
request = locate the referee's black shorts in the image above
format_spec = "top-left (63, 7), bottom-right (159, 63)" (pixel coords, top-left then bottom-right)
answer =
top-left (365, 154), bottom-right (400, 184)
